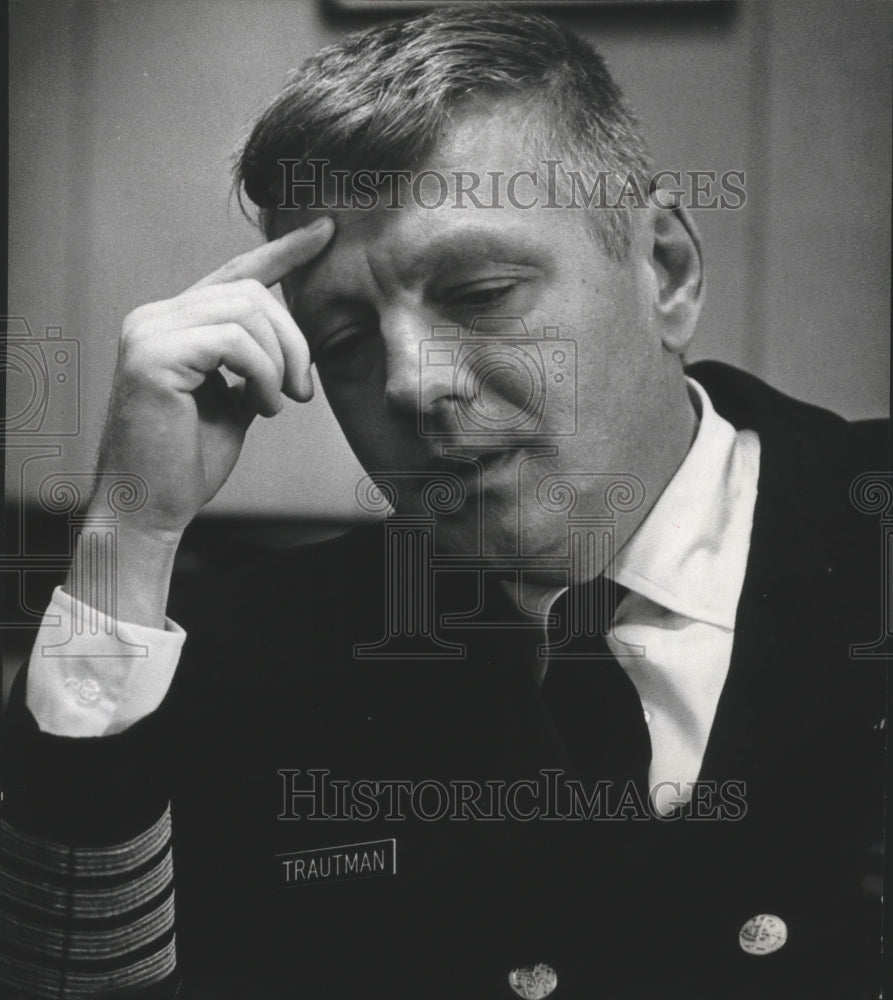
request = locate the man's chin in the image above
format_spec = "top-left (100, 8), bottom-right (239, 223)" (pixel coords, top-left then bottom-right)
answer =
top-left (434, 510), bottom-right (573, 571)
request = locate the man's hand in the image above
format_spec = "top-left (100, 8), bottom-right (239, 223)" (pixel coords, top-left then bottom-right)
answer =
top-left (98, 218), bottom-right (334, 538)
top-left (69, 219), bottom-right (334, 627)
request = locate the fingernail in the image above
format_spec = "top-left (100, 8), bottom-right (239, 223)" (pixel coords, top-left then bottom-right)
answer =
top-left (306, 217), bottom-right (330, 233)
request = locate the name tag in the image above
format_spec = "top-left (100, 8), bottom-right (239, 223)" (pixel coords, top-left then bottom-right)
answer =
top-left (276, 838), bottom-right (396, 888)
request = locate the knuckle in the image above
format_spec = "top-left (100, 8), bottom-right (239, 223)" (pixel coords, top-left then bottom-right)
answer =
top-left (119, 329), bottom-right (150, 363)
top-left (228, 296), bottom-right (256, 321)
top-left (235, 276), bottom-right (265, 296)
top-left (122, 304), bottom-right (152, 337)
top-left (119, 337), bottom-right (160, 377)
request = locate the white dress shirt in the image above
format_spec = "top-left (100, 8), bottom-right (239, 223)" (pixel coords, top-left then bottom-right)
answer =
top-left (604, 377), bottom-right (760, 812)
top-left (25, 587), bottom-right (185, 737)
top-left (25, 377), bottom-right (759, 810)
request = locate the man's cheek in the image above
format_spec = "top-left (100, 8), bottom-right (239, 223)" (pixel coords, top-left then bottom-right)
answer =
top-left (334, 410), bottom-right (402, 468)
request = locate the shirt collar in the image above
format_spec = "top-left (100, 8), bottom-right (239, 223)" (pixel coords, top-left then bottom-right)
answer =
top-left (606, 377), bottom-right (760, 630)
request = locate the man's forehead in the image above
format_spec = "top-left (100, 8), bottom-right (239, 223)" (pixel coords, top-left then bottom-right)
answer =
top-left (277, 210), bottom-right (560, 313)
top-left (268, 96), bottom-right (547, 235)
top-left (269, 99), bottom-right (608, 296)
top-left (426, 94), bottom-right (541, 167)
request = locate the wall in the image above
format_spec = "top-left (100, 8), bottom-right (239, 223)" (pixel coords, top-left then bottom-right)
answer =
top-left (8, 0), bottom-right (890, 518)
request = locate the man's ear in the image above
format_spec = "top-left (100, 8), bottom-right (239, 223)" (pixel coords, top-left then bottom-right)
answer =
top-left (645, 203), bottom-right (704, 355)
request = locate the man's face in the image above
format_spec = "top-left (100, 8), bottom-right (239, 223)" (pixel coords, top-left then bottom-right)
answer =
top-left (280, 102), bottom-right (689, 583)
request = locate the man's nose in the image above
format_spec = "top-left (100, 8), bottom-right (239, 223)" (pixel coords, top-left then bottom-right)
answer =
top-left (381, 310), bottom-right (455, 422)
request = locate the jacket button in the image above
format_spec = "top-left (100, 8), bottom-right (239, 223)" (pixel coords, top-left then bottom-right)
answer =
top-left (508, 963), bottom-right (558, 998)
top-left (739, 913), bottom-right (787, 955)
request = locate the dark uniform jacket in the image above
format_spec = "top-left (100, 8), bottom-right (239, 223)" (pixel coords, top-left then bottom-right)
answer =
top-left (2, 362), bottom-right (888, 999)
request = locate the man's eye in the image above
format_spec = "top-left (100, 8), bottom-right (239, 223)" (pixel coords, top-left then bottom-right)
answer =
top-left (313, 328), bottom-right (377, 373)
top-left (317, 328), bottom-right (370, 359)
top-left (450, 283), bottom-right (516, 309)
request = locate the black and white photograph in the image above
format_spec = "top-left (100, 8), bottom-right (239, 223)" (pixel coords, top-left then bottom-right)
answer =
top-left (3, 1), bottom-right (890, 997)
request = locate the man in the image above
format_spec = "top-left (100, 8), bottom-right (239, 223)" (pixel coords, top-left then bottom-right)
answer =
top-left (1, 7), bottom-right (886, 999)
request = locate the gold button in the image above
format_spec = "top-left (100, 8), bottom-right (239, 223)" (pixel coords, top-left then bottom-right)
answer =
top-left (508, 963), bottom-right (558, 998)
top-left (739, 913), bottom-right (787, 955)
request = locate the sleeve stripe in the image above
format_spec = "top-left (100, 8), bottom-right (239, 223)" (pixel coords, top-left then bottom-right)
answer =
top-left (0, 891), bottom-right (174, 961)
top-left (1, 839), bottom-right (170, 893)
top-left (0, 851), bottom-right (173, 918)
top-left (0, 808), bottom-right (171, 876)
top-left (0, 932), bottom-right (176, 998)
top-left (0, 807), bottom-right (177, 998)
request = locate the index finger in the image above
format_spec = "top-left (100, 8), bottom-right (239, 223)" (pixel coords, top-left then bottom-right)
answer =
top-left (189, 217), bottom-right (335, 291)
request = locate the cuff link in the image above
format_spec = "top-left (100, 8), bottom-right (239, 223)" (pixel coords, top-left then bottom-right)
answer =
top-left (63, 675), bottom-right (102, 707)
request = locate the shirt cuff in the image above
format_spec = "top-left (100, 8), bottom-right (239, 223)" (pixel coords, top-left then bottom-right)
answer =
top-left (25, 586), bottom-right (186, 737)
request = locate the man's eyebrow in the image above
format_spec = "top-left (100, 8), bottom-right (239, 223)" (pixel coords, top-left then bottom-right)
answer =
top-left (288, 226), bottom-right (546, 315)
top-left (400, 229), bottom-right (544, 284)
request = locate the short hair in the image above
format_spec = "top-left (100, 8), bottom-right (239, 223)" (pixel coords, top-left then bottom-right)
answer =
top-left (235, 4), bottom-right (653, 259)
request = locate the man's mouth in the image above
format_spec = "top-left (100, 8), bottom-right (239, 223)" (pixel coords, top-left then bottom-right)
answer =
top-left (423, 446), bottom-right (527, 493)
